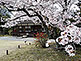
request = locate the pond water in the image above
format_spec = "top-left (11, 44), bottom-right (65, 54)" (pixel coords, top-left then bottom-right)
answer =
top-left (0, 36), bottom-right (22, 41)
top-left (0, 36), bottom-right (36, 41)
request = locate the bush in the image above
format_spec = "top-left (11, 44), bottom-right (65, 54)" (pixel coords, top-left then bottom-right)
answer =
top-left (34, 32), bottom-right (48, 48)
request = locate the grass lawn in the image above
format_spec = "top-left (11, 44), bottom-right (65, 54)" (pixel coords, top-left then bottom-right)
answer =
top-left (0, 44), bottom-right (81, 61)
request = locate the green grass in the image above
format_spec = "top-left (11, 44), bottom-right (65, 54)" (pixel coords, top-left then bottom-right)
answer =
top-left (0, 44), bottom-right (81, 61)
top-left (0, 35), bottom-right (10, 37)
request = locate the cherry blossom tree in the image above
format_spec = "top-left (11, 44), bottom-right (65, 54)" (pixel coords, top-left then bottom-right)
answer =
top-left (0, 0), bottom-right (81, 56)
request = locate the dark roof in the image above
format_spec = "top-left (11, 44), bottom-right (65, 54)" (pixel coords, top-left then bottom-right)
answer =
top-left (17, 20), bottom-right (35, 26)
top-left (20, 20), bottom-right (34, 24)
top-left (17, 20), bottom-right (41, 26)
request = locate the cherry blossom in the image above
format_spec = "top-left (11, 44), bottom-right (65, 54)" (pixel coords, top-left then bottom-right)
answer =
top-left (65, 45), bottom-right (75, 56)
top-left (0, 0), bottom-right (81, 56)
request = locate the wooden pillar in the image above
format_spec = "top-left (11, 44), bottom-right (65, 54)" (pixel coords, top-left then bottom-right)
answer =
top-left (6, 50), bottom-right (8, 55)
top-left (18, 45), bottom-right (21, 48)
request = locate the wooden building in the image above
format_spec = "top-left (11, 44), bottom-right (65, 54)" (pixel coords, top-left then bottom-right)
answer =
top-left (0, 27), bottom-right (3, 35)
top-left (11, 20), bottom-right (45, 37)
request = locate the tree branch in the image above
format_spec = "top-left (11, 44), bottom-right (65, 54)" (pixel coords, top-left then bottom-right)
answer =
top-left (9, 14), bottom-right (27, 21)
top-left (23, 8), bottom-right (37, 17)
top-left (2, 4), bottom-right (50, 38)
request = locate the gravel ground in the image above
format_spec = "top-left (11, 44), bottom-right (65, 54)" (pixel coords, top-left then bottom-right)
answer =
top-left (0, 36), bottom-right (36, 57)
